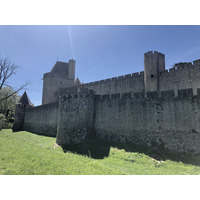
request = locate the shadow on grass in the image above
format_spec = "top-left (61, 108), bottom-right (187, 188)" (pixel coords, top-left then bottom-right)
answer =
top-left (61, 137), bottom-right (200, 165)
top-left (61, 138), bottom-right (110, 159)
top-left (113, 142), bottom-right (200, 166)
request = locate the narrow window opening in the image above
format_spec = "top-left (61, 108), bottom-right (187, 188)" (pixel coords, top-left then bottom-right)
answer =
top-left (151, 74), bottom-right (154, 78)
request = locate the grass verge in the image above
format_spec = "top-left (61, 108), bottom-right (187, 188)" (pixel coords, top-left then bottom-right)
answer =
top-left (1, 129), bottom-right (200, 175)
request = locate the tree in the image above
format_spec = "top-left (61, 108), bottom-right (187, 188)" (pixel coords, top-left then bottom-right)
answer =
top-left (0, 113), bottom-right (7, 130)
top-left (0, 87), bottom-right (20, 115)
top-left (0, 87), bottom-right (20, 129)
top-left (0, 56), bottom-right (30, 103)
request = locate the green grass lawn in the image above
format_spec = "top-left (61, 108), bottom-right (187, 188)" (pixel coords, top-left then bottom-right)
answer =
top-left (1, 129), bottom-right (200, 175)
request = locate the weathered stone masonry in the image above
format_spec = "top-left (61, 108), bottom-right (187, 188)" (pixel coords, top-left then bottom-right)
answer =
top-left (23, 102), bottom-right (58, 137)
top-left (13, 51), bottom-right (200, 154)
top-left (56, 88), bottom-right (95, 145)
top-left (94, 89), bottom-right (200, 154)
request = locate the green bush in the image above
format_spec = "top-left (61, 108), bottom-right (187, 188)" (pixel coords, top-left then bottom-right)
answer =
top-left (0, 113), bottom-right (13, 130)
top-left (0, 113), bottom-right (7, 130)
top-left (4, 122), bottom-right (13, 129)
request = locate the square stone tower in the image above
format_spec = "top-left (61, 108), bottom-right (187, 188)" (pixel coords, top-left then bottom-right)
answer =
top-left (42, 59), bottom-right (75, 105)
top-left (144, 51), bottom-right (165, 95)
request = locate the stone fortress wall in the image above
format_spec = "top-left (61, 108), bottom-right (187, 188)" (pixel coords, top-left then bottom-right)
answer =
top-left (55, 86), bottom-right (200, 154)
top-left (94, 88), bottom-right (200, 154)
top-left (46, 51), bottom-right (200, 105)
top-left (159, 59), bottom-right (200, 95)
top-left (80, 71), bottom-right (145, 95)
top-left (13, 51), bottom-right (200, 154)
top-left (23, 102), bottom-right (58, 137)
top-left (68, 51), bottom-right (200, 98)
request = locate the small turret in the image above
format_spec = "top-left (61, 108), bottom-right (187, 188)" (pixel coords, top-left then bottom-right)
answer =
top-left (12, 92), bottom-right (33, 132)
top-left (18, 91), bottom-right (33, 106)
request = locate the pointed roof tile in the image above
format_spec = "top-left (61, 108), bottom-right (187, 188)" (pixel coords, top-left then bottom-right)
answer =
top-left (18, 92), bottom-right (32, 105)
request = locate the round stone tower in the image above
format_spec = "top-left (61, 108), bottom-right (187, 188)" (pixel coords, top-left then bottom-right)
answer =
top-left (12, 91), bottom-right (33, 132)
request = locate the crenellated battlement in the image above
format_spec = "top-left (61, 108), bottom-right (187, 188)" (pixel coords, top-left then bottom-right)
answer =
top-left (193, 59), bottom-right (200, 66)
top-left (159, 59), bottom-right (200, 78)
top-left (60, 87), bottom-right (195, 101)
top-left (83, 71), bottom-right (144, 87)
top-left (94, 88), bottom-right (200, 101)
top-left (56, 52), bottom-right (200, 103)
top-left (144, 50), bottom-right (165, 57)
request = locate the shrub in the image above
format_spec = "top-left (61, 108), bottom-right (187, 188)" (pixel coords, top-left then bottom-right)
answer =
top-left (0, 113), bottom-right (13, 130)
top-left (0, 113), bottom-right (7, 130)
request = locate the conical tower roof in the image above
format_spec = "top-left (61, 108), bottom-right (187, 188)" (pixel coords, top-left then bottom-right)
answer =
top-left (75, 77), bottom-right (81, 86)
top-left (18, 91), bottom-right (32, 105)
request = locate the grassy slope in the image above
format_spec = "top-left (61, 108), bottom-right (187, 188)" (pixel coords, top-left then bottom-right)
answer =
top-left (1, 129), bottom-right (200, 175)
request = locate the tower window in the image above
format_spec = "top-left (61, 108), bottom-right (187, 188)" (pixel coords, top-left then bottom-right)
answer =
top-left (60, 81), bottom-right (62, 84)
top-left (151, 74), bottom-right (154, 78)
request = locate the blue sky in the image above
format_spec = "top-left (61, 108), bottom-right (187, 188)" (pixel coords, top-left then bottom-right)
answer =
top-left (1, 25), bottom-right (200, 106)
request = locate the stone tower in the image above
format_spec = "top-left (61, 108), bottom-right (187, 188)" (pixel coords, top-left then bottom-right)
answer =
top-left (12, 91), bottom-right (33, 132)
top-left (144, 51), bottom-right (165, 95)
top-left (42, 59), bottom-right (76, 105)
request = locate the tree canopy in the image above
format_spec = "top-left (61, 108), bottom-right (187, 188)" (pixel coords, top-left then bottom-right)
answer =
top-left (0, 86), bottom-right (20, 114)
top-left (0, 56), bottom-right (30, 129)
top-left (0, 56), bottom-right (30, 103)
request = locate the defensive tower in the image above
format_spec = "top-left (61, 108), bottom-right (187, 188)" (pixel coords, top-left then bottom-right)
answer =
top-left (42, 59), bottom-right (76, 105)
top-left (12, 92), bottom-right (33, 132)
top-left (144, 51), bottom-right (165, 95)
